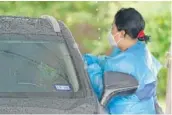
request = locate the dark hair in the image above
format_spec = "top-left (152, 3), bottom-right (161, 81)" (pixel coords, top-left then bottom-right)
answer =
top-left (114, 8), bottom-right (150, 43)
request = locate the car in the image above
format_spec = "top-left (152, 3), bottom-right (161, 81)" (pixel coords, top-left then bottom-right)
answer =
top-left (0, 15), bottom-right (165, 114)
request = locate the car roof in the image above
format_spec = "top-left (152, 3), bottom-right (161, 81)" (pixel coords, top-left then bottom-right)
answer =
top-left (0, 16), bottom-right (62, 41)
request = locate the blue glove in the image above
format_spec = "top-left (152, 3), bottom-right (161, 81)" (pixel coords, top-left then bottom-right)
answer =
top-left (83, 54), bottom-right (98, 65)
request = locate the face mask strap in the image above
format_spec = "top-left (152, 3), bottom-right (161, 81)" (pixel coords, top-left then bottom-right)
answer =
top-left (114, 32), bottom-right (124, 46)
top-left (108, 31), bottom-right (124, 47)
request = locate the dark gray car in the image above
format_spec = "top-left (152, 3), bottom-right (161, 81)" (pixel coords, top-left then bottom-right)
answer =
top-left (0, 15), bottom-right (156, 114)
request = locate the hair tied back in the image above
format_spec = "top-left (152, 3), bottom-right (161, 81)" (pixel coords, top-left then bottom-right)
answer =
top-left (137, 30), bottom-right (145, 38)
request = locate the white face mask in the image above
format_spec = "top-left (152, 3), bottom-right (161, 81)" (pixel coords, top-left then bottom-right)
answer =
top-left (108, 32), bottom-right (123, 47)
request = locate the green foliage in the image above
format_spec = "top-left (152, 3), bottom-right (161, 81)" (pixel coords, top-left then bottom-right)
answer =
top-left (0, 1), bottom-right (170, 99)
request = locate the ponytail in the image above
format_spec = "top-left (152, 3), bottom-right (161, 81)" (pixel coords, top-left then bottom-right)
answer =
top-left (137, 30), bottom-right (150, 43)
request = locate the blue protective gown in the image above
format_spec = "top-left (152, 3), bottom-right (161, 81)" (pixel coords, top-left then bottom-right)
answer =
top-left (83, 41), bottom-right (162, 114)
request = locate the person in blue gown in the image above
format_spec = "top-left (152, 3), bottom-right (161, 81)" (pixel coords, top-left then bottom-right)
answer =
top-left (83, 8), bottom-right (162, 114)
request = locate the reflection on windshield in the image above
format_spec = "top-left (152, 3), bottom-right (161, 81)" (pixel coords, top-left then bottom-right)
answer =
top-left (0, 41), bottom-right (70, 92)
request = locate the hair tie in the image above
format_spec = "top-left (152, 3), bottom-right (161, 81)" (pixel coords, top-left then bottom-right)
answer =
top-left (137, 30), bottom-right (145, 38)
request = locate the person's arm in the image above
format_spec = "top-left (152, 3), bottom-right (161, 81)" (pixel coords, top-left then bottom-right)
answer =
top-left (86, 63), bottom-right (104, 100)
top-left (83, 54), bottom-right (109, 68)
top-left (86, 53), bottom-right (134, 99)
top-left (85, 53), bottom-right (134, 98)
top-left (83, 46), bottom-right (121, 66)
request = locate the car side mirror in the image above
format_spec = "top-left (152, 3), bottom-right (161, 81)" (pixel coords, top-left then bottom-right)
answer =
top-left (100, 72), bottom-right (139, 107)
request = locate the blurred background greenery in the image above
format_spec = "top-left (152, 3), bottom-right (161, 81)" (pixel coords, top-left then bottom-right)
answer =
top-left (0, 1), bottom-right (171, 111)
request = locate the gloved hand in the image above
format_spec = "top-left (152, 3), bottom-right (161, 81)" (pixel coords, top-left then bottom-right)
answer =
top-left (83, 54), bottom-right (98, 66)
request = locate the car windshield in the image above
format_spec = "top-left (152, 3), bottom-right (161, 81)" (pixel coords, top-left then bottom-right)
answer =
top-left (0, 38), bottom-right (73, 93)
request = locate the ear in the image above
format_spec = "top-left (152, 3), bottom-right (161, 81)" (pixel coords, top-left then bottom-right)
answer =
top-left (120, 30), bottom-right (126, 37)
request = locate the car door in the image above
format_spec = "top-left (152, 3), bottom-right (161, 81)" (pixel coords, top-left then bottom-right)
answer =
top-left (0, 16), bottom-right (98, 114)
